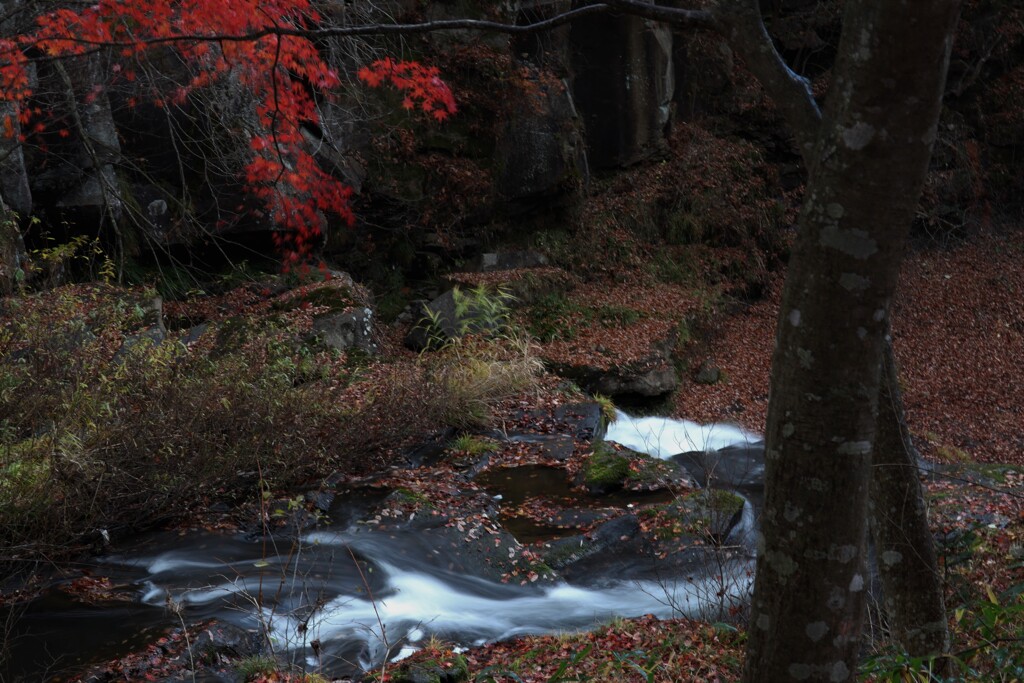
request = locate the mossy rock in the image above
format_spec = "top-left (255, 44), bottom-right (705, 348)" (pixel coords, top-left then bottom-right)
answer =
top-left (582, 441), bottom-right (686, 494)
top-left (582, 441), bottom-right (632, 493)
top-left (388, 487), bottom-right (436, 511)
top-left (641, 489), bottom-right (745, 543)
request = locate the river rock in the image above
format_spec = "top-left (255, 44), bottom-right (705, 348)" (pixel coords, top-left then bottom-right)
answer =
top-left (541, 487), bottom-right (747, 584)
top-left (548, 330), bottom-right (679, 399)
top-left (694, 359), bottom-right (722, 385)
top-left (672, 443), bottom-right (766, 492)
top-left (541, 514), bottom-right (644, 581)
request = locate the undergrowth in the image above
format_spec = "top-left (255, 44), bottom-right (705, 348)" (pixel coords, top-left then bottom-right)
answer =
top-left (0, 282), bottom-right (542, 576)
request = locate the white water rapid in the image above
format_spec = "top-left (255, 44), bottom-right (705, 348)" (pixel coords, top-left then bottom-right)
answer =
top-left (605, 409), bottom-right (760, 457)
top-left (9, 411), bottom-right (761, 680)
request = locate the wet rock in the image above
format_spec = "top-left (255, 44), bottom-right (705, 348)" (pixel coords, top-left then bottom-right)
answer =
top-left (172, 621), bottom-right (260, 675)
top-left (579, 441), bottom-right (687, 495)
top-left (659, 489), bottom-right (746, 545)
top-left (672, 444), bottom-right (765, 492)
top-left (554, 402), bottom-right (606, 441)
top-left (391, 661), bottom-right (468, 683)
top-left (541, 514), bottom-right (644, 580)
top-left (499, 433), bottom-right (576, 462)
top-left (402, 428), bottom-right (459, 469)
top-left (305, 489), bottom-right (335, 513)
top-left (541, 487), bottom-right (748, 584)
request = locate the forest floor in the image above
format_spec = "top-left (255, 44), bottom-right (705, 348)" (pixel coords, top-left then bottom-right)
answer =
top-left (672, 231), bottom-right (1024, 466)
top-left (379, 228), bottom-right (1024, 683)
top-left (3, 228), bottom-right (1022, 683)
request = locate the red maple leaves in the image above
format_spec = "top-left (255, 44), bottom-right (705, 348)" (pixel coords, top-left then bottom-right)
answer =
top-left (358, 57), bottom-right (458, 122)
top-left (0, 1), bottom-right (454, 266)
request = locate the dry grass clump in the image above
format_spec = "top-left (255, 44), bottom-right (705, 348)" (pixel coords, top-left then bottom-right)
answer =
top-left (427, 333), bottom-right (544, 429)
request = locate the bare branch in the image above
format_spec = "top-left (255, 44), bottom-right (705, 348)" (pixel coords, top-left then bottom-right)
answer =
top-left (14, 5), bottom-right (615, 52)
top-left (602, 0), bottom-right (716, 30)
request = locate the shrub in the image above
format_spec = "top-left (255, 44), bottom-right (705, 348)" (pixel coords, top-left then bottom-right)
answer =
top-left (0, 285), bottom-right (358, 572)
top-left (0, 282), bottom-right (545, 576)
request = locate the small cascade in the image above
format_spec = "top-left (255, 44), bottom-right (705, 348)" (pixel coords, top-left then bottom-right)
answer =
top-left (5, 410), bottom-right (764, 681)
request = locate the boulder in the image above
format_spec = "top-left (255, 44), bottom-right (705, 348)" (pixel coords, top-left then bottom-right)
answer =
top-left (311, 306), bottom-right (376, 354)
top-left (493, 76), bottom-right (588, 207)
top-left (51, 57), bottom-right (124, 221)
top-left (540, 488), bottom-right (748, 584)
top-left (0, 101), bottom-right (33, 218)
top-left (570, 15), bottom-right (674, 168)
top-left (672, 444), bottom-right (766, 492)
top-left (549, 330), bottom-right (680, 399)
top-left (694, 359), bottom-right (722, 385)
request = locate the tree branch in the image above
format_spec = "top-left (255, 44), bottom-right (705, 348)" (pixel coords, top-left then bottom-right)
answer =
top-left (602, 0), bottom-right (716, 30)
top-left (711, 0), bottom-right (822, 164)
top-left (14, 2), bottom-right (718, 57)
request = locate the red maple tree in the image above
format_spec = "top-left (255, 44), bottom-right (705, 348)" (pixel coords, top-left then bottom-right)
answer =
top-left (0, 0), bottom-right (456, 266)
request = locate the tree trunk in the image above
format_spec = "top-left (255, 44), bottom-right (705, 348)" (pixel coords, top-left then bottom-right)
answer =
top-left (741, 2), bottom-right (961, 681)
top-left (869, 338), bottom-right (949, 659)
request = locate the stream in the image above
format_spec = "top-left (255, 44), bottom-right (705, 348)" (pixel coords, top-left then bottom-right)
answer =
top-left (4, 411), bottom-right (764, 681)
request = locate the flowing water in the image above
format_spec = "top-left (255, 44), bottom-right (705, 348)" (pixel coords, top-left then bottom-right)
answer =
top-left (4, 412), bottom-right (763, 681)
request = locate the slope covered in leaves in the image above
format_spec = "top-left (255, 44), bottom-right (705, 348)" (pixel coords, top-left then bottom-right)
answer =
top-left (669, 231), bottom-right (1024, 466)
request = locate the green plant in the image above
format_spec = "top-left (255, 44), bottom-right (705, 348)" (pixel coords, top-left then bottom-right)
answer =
top-left (454, 285), bottom-right (516, 336)
top-left (526, 292), bottom-right (584, 343)
top-left (29, 233), bottom-right (117, 288)
top-left (450, 434), bottom-right (499, 456)
top-left (0, 284), bottom-right (375, 571)
top-left (420, 285), bottom-right (517, 351)
top-left (591, 394), bottom-right (617, 424)
top-left (237, 654), bottom-right (280, 679)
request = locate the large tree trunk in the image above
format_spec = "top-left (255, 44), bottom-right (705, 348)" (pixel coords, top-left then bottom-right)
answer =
top-left (869, 339), bottom-right (949, 659)
top-left (741, 2), bottom-right (960, 681)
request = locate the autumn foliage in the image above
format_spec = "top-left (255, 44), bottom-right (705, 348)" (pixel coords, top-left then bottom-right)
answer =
top-left (0, 1), bottom-right (456, 265)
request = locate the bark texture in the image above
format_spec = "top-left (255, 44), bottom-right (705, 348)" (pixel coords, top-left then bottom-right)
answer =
top-left (869, 339), bottom-right (950, 659)
top-left (741, 2), bottom-right (961, 681)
